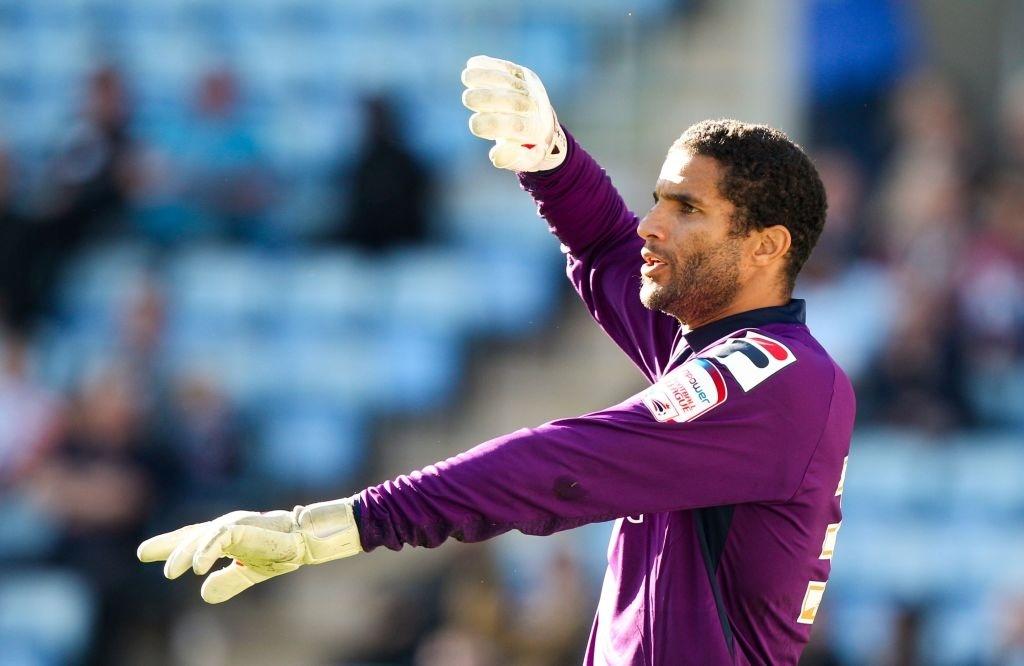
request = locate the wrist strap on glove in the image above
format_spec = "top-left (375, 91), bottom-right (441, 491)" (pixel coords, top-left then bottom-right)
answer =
top-left (293, 497), bottom-right (364, 564)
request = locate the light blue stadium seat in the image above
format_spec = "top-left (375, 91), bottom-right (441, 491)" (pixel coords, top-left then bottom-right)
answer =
top-left (826, 594), bottom-right (899, 665)
top-left (272, 326), bottom-right (455, 412)
top-left (375, 326), bottom-right (462, 413)
top-left (831, 520), bottom-right (951, 597)
top-left (0, 493), bottom-right (59, 560)
top-left (473, 249), bottom-right (559, 337)
top-left (56, 242), bottom-right (154, 335)
top-left (166, 247), bottom-right (282, 340)
top-left (256, 402), bottom-right (366, 490)
top-left (267, 331), bottom-right (386, 409)
top-left (280, 251), bottom-right (381, 335)
top-left (385, 247), bottom-right (492, 335)
top-left (0, 570), bottom-right (95, 666)
top-left (920, 596), bottom-right (998, 665)
top-left (169, 333), bottom-right (278, 407)
top-left (844, 430), bottom-right (947, 517)
top-left (946, 439), bottom-right (1024, 518)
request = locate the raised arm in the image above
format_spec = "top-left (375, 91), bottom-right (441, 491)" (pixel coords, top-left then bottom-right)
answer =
top-left (461, 55), bottom-right (679, 380)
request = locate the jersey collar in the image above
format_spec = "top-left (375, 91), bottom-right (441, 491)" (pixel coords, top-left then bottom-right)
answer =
top-left (682, 299), bottom-right (806, 354)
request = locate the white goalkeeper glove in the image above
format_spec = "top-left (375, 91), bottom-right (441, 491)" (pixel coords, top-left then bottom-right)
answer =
top-left (137, 497), bottom-right (362, 604)
top-left (461, 54), bottom-right (567, 172)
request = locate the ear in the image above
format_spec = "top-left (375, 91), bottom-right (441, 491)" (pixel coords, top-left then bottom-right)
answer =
top-left (750, 225), bottom-right (791, 267)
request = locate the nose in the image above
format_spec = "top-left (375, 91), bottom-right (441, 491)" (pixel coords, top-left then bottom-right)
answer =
top-left (636, 209), bottom-right (666, 241)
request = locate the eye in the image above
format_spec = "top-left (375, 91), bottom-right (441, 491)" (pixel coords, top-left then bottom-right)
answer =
top-left (680, 202), bottom-right (698, 214)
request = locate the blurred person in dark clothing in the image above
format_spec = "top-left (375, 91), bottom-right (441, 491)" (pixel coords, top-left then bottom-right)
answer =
top-left (161, 372), bottom-right (253, 521)
top-left (108, 280), bottom-right (252, 521)
top-left (328, 94), bottom-right (433, 249)
top-left (29, 363), bottom-right (177, 663)
top-left (0, 148), bottom-right (41, 333)
top-left (797, 609), bottom-right (842, 666)
top-left (12, 65), bottom-right (141, 332)
top-left (952, 171), bottom-right (1024, 426)
top-left (414, 550), bottom-right (504, 666)
top-left (506, 548), bottom-right (592, 666)
top-left (859, 283), bottom-right (970, 431)
top-left (886, 603), bottom-right (925, 666)
top-left (40, 65), bottom-right (136, 247)
top-left (999, 71), bottom-right (1024, 170)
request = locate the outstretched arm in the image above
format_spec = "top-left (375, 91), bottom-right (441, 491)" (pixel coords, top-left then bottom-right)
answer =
top-left (139, 351), bottom-right (829, 601)
top-left (462, 55), bottom-right (679, 381)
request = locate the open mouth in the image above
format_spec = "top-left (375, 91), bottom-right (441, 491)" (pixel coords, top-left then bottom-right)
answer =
top-left (641, 250), bottom-right (668, 277)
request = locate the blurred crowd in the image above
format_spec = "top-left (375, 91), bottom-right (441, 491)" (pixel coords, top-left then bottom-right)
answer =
top-left (0, 64), bottom-right (433, 336)
top-left (0, 2), bottom-right (1022, 664)
top-left (0, 61), bottom-right (440, 664)
top-left (802, 67), bottom-right (1024, 433)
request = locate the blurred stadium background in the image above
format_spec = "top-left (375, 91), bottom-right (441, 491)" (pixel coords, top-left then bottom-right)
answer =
top-left (0, 0), bottom-right (1022, 664)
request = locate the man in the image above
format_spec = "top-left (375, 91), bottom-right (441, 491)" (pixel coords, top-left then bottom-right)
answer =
top-left (138, 56), bottom-right (854, 665)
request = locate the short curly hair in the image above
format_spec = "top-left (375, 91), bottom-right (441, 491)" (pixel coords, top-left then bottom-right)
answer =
top-left (678, 119), bottom-right (827, 293)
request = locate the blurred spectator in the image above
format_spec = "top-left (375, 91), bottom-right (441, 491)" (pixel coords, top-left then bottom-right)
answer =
top-left (885, 603), bottom-right (925, 666)
top-left (10, 66), bottom-right (142, 332)
top-left (326, 94), bottom-right (434, 250)
top-left (505, 548), bottom-right (591, 666)
top-left (799, 609), bottom-right (842, 666)
top-left (39, 65), bottom-right (136, 247)
top-left (0, 148), bottom-right (40, 332)
top-left (859, 282), bottom-right (970, 431)
top-left (804, 0), bottom-right (919, 172)
top-left (800, 150), bottom-right (894, 381)
top-left (953, 171), bottom-right (1024, 426)
top-left (996, 594), bottom-right (1024, 665)
top-left (998, 70), bottom-right (1024, 170)
top-left (415, 550), bottom-right (504, 666)
top-left (161, 372), bottom-right (252, 519)
top-left (28, 363), bottom-right (176, 662)
top-left (877, 73), bottom-right (974, 281)
top-left (176, 67), bottom-right (275, 242)
top-left (0, 337), bottom-right (65, 491)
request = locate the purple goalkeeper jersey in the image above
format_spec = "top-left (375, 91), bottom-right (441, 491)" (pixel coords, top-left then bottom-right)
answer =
top-left (353, 130), bottom-right (855, 665)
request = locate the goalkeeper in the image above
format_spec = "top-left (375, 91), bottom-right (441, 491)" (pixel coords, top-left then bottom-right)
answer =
top-left (139, 56), bottom-right (854, 665)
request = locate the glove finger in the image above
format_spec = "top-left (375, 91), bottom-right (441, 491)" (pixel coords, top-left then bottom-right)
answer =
top-left (465, 55), bottom-right (525, 79)
top-left (137, 524), bottom-right (202, 563)
top-left (461, 67), bottom-right (527, 93)
top-left (200, 560), bottom-right (274, 604)
top-left (191, 524), bottom-right (236, 576)
top-left (468, 112), bottom-right (533, 141)
top-left (164, 526), bottom-right (211, 579)
top-left (489, 141), bottom-right (533, 170)
top-left (222, 525), bottom-right (304, 565)
top-left (462, 88), bottom-right (533, 114)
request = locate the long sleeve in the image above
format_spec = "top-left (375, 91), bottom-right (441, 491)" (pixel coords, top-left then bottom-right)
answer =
top-left (354, 332), bottom-right (835, 552)
top-left (519, 129), bottom-right (680, 381)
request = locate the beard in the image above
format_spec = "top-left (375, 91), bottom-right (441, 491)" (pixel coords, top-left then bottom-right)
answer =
top-left (639, 237), bottom-right (743, 327)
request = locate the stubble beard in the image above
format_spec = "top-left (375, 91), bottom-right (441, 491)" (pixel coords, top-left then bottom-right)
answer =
top-left (639, 240), bottom-right (743, 327)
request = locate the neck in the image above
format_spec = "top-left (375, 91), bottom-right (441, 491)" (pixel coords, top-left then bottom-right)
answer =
top-left (679, 292), bottom-right (790, 331)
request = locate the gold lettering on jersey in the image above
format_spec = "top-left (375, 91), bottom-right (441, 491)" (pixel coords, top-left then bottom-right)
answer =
top-left (819, 522), bottom-right (841, 560)
top-left (797, 581), bottom-right (827, 625)
top-left (835, 456), bottom-right (848, 496)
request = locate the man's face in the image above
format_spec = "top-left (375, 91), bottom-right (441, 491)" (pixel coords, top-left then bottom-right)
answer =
top-left (637, 149), bottom-right (745, 327)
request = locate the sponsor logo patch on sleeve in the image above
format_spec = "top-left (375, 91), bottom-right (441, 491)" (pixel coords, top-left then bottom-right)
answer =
top-left (641, 357), bottom-right (727, 423)
top-left (707, 331), bottom-right (797, 392)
